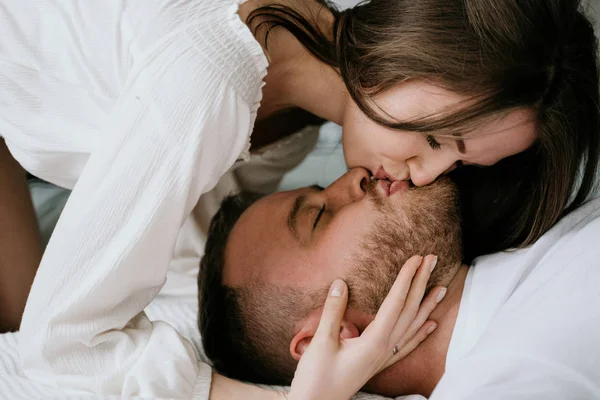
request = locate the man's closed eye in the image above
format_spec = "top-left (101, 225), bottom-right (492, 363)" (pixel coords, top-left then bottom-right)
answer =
top-left (313, 205), bottom-right (326, 230)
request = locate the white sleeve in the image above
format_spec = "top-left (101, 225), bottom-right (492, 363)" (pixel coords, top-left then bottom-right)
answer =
top-left (19, 34), bottom-right (258, 398)
top-left (431, 211), bottom-right (600, 400)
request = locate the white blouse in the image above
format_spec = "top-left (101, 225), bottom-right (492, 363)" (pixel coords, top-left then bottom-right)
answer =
top-left (0, 0), bottom-right (268, 398)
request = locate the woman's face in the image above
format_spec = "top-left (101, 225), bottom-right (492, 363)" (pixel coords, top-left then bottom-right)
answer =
top-left (342, 81), bottom-right (538, 186)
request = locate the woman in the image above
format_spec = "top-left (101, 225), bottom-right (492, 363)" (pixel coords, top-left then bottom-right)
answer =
top-left (0, 0), bottom-right (597, 397)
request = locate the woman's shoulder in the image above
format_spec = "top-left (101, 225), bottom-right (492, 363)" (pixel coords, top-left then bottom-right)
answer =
top-left (126, 0), bottom-right (268, 104)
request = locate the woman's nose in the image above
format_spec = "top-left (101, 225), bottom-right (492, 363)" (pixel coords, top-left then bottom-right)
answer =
top-left (410, 156), bottom-right (458, 186)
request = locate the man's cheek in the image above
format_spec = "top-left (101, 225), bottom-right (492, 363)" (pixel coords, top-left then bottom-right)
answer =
top-left (319, 228), bottom-right (363, 261)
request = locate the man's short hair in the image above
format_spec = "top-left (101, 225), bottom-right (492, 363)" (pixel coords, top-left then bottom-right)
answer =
top-left (199, 188), bottom-right (462, 386)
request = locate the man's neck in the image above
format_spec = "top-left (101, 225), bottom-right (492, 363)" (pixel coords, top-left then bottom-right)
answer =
top-left (365, 265), bottom-right (469, 397)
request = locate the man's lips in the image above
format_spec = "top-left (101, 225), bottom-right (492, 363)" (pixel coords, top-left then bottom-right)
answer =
top-left (376, 179), bottom-right (409, 196)
top-left (390, 180), bottom-right (409, 195)
top-left (377, 179), bottom-right (391, 196)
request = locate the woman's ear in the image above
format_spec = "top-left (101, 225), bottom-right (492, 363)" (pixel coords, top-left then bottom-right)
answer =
top-left (289, 309), bottom-right (360, 361)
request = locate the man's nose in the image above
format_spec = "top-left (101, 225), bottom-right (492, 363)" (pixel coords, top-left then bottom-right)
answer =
top-left (325, 167), bottom-right (370, 207)
top-left (410, 156), bottom-right (458, 186)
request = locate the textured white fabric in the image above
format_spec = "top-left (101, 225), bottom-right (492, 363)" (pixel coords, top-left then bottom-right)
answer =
top-left (0, 298), bottom-right (209, 400)
top-left (1, 0), bottom-right (268, 397)
top-left (0, 295), bottom-right (413, 400)
top-left (432, 197), bottom-right (600, 399)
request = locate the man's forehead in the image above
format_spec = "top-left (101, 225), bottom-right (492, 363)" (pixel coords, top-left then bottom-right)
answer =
top-left (223, 191), bottom-right (298, 286)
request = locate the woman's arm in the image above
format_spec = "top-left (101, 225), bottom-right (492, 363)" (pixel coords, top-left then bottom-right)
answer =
top-left (0, 138), bottom-right (43, 332)
top-left (210, 373), bottom-right (285, 400)
top-left (18, 29), bottom-right (264, 398)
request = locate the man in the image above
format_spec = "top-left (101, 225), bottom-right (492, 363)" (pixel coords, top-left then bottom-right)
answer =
top-left (199, 168), bottom-right (600, 399)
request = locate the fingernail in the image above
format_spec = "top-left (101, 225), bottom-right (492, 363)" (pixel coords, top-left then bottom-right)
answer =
top-left (429, 256), bottom-right (438, 272)
top-left (426, 324), bottom-right (437, 334)
top-left (330, 280), bottom-right (345, 297)
top-left (436, 287), bottom-right (447, 303)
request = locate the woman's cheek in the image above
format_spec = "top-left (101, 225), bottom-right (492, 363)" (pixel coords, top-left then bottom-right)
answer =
top-left (342, 132), bottom-right (362, 167)
top-left (344, 148), bottom-right (362, 168)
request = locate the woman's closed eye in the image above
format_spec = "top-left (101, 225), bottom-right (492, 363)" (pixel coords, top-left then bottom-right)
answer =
top-left (426, 135), bottom-right (442, 150)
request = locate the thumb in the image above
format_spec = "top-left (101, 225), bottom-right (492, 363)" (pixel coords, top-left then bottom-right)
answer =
top-left (315, 279), bottom-right (349, 341)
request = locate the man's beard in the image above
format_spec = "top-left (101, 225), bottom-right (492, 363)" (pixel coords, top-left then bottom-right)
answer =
top-left (346, 177), bottom-right (462, 314)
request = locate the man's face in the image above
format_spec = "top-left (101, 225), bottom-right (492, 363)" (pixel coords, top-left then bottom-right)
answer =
top-left (224, 167), bottom-right (459, 293)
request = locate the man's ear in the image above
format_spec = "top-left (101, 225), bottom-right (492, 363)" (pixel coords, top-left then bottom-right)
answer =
top-left (289, 308), bottom-right (360, 361)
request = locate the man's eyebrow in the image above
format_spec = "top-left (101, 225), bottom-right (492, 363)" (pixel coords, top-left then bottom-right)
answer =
top-left (287, 194), bottom-right (307, 240)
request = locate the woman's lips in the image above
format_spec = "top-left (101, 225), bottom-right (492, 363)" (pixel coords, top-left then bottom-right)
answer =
top-left (374, 166), bottom-right (398, 182)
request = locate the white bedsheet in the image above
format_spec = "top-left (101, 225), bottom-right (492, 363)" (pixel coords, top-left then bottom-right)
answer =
top-left (0, 294), bottom-right (423, 400)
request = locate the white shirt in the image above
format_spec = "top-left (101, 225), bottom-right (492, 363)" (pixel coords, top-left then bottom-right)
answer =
top-left (1, 0), bottom-right (268, 398)
top-left (432, 196), bottom-right (600, 399)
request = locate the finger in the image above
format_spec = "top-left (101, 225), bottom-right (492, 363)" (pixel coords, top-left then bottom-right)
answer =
top-left (368, 255), bottom-right (424, 333)
top-left (314, 279), bottom-right (349, 341)
top-left (393, 285), bottom-right (446, 343)
top-left (383, 321), bottom-right (438, 370)
top-left (389, 255), bottom-right (438, 338)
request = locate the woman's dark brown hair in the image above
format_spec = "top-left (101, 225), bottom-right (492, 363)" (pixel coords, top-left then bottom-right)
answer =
top-left (248, 0), bottom-right (600, 260)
